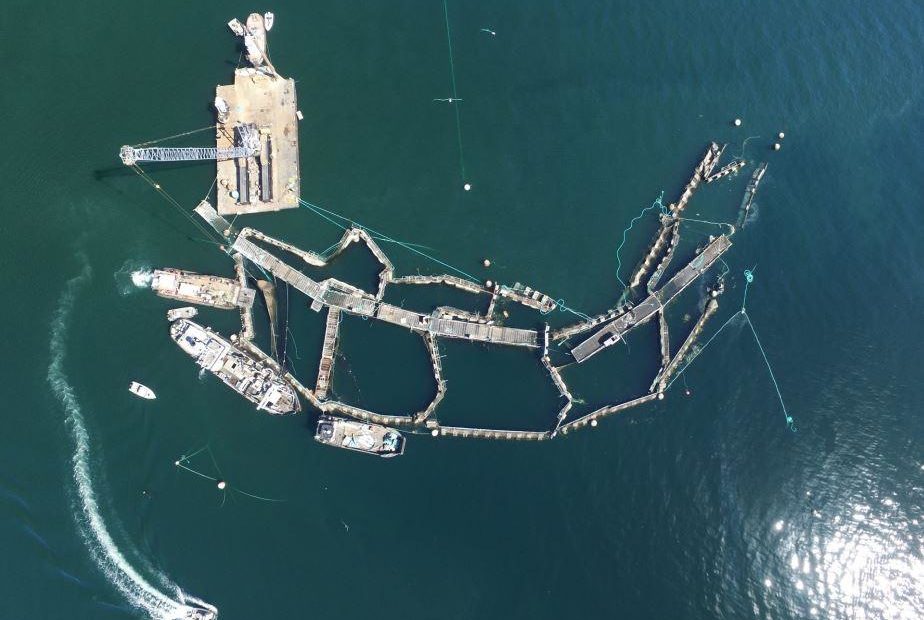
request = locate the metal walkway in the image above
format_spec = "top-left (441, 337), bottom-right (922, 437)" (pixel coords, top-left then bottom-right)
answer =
top-left (315, 307), bottom-right (341, 399)
top-left (570, 235), bottom-right (731, 363)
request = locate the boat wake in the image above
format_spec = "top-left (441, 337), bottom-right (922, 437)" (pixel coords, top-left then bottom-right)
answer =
top-left (114, 259), bottom-right (153, 295)
top-left (48, 256), bottom-right (217, 620)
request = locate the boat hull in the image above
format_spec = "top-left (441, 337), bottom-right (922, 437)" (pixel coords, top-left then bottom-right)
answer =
top-left (314, 415), bottom-right (405, 457)
top-left (170, 319), bottom-right (300, 414)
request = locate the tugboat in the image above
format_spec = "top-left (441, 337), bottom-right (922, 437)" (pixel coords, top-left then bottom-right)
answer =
top-left (128, 382), bottom-right (156, 400)
top-left (314, 415), bottom-right (405, 458)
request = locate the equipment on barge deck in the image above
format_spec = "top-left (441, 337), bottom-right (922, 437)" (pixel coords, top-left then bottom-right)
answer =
top-left (128, 382), bottom-right (156, 400)
top-left (314, 415), bottom-right (405, 458)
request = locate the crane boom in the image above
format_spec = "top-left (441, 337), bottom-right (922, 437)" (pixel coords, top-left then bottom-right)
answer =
top-left (120, 145), bottom-right (255, 166)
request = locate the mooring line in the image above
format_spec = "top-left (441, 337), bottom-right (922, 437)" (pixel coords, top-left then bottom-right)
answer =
top-left (442, 0), bottom-right (467, 183)
top-left (298, 198), bottom-right (482, 283)
top-left (615, 192), bottom-right (667, 290)
top-left (666, 269), bottom-right (795, 431)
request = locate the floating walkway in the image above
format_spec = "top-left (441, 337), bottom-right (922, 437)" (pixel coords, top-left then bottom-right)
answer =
top-left (570, 235), bottom-right (732, 363)
top-left (657, 298), bottom-right (719, 392)
top-left (415, 333), bottom-right (447, 423)
top-left (705, 159), bottom-right (747, 184)
top-left (558, 393), bottom-right (660, 434)
top-left (232, 253), bottom-right (255, 341)
top-left (435, 426), bottom-right (550, 441)
top-left (392, 274), bottom-right (483, 294)
top-left (670, 142), bottom-right (724, 216)
top-left (315, 307), bottom-right (341, 400)
top-left (195, 200), bottom-right (236, 238)
top-left (239, 228), bottom-right (327, 266)
top-left (645, 222), bottom-right (681, 293)
top-left (738, 162), bottom-right (768, 227)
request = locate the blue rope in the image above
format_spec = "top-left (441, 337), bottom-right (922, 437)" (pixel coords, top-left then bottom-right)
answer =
top-left (298, 198), bottom-right (482, 283)
top-left (615, 192), bottom-right (667, 289)
top-left (743, 310), bottom-right (795, 431)
top-left (442, 0), bottom-right (466, 182)
top-left (298, 198), bottom-right (596, 321)
top-left (555, 298), bottom-right (592, 321)
top-left (668, 269), bottom-right (795, 432)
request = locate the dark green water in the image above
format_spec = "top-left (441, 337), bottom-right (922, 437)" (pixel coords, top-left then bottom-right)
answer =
top-left (3, 1), bottom-right (923, 618)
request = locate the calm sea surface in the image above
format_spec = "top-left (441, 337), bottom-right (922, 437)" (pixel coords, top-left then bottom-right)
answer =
top-left (2, 1), bottom-right (923, 619)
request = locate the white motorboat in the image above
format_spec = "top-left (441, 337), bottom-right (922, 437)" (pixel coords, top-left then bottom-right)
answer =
top-left (264, 12), bottom-right (275, 31)
top-left (129, 382), bottom-right (156, 400)
top-left (167, 306), bottom-right (198, 321)
top-left (227, 18), bottom-right (245, 36)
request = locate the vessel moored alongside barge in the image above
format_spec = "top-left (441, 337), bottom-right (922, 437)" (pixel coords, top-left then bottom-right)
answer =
top-left (170, 319), bottom-right (300, 415)
top-left (314, 415), bottom-right (406, 458)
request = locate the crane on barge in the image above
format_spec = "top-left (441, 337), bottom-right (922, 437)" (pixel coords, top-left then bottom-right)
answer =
top-left (119, 123), bottom-right (260, 166)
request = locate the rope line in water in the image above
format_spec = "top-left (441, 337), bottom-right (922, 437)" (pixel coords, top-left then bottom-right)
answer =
top-left (667, 269), bottom-right (795, 432)
top-left (129, 164), bottom-right (227, 248)
top-left (733, 135), bottom-right (761, 162)
top-left (298, 198), bottom-right (482, 283)
top-left (442, 0), bottom-right (467, 181)
top-left (132, 124), bottom-right (216, 148)
top-left (297, 198), bottom-right (595, 321)
top-left (677, 216), bottom-right (736, 236)
top-left (615, 192), bottom-right (667, 290)
top-left (175, 445), bottom-right (286, 503)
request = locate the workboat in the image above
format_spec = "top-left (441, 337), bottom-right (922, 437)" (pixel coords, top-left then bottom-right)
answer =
top-left (128, 382), bottom-right (156, 400)
top-left (167, 306), bottom-right (198, 321)
top-left (227, 18), bottom-right (245, 36)
top-left (263, 12), bottom-right (275, 31)
top-left (170, 319), bottom-right (300, 415)
top-left (184, 606), bottom-right (217, 620)
top-left (314, 415), bottom-right (405, 458)
top-left (213, 96), bottom-right (230, 123)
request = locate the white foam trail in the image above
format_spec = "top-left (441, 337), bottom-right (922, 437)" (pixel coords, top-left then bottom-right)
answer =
top-left (114, 259), bottom-right (153, 296)
top-left (132, 270), bottom-right (153, 288)
top-left (48, 257), bottom-right (217, 620)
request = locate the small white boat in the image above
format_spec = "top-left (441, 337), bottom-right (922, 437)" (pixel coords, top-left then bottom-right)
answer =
top-left (167, 306), bottom-right (198, 321)
top-left (227, 18), bottom-right (245, 37)
top-left (263, 12), bottom-right (275, 31)
top-left (213, 96), bottom-right (230, 123)
top-left (129, 382), bottom-right (156, 400)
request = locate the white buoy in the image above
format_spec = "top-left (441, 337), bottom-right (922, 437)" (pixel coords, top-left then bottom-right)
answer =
top-left (590, 419), bottom-right (598, 427)
top-left (773, 143), bottom-right (781, 151)
top-left (486, 280), bottom-right (493, 287)
top-left (502, 310), bottom-right (509, 318)
top-left (778, 131), bottom-right (785, 139)
top-left (431, 429), bottom-right (439, 437)
top-left (464, 183), bottom-right (472, 191)
top-left (658, 392), bottom-right (665, 400)
top-left (483, 258), bottom-right (491, 267)
top-left (174, 460), bottom-right (180, 466)
top-left (217, 480), bottom-right (227, 490)
top-left (734, 118), bottom-right (742, 127)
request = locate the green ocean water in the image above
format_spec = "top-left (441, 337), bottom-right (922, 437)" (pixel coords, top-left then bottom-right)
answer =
top-left (2, 1), bottom-right (924, 619)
